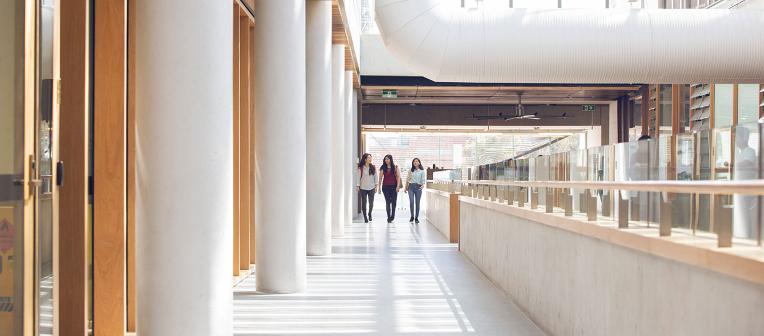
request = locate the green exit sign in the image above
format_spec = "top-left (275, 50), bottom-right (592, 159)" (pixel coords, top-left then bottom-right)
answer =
top-left (382, 89), bottom-right (397, 98)
top-left (582, 104), bottom-right (596, 112)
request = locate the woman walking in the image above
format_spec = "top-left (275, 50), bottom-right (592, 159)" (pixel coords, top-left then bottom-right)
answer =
top-left (378, 154), bottom-right (402, 223)
top-left (356, 153), bottom-right (377, 223)
top-left (405, 158), bottom-right (426, 224)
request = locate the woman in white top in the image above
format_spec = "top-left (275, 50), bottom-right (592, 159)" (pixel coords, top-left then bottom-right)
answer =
top-left (356, 153), bottom-right (378, 223)
top-left (405, 158), bottom-right (426, 224)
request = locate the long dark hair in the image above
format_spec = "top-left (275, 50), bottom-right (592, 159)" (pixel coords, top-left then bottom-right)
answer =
top-left (410, 158), bottom-right (423, 172)
top-left (358, 153), bottom-right (376, 175)
top-left (380, 154), bottom-right (395, 173)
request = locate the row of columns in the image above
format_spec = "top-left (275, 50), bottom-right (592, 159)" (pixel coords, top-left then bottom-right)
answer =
top-left (135, 0), bottom-right (358, 334)
top-left (257, 0), bottom-right (360, 293)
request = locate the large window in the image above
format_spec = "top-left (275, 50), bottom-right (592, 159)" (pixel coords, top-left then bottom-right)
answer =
top-left (363, 132), bottom-right (577, 180)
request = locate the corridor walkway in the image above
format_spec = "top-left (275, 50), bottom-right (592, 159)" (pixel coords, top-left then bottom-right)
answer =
top-left (233, 208), bottom-right (544, 335)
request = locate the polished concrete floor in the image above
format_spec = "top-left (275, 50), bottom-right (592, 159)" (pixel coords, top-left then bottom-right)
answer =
top-left (234, 205), bottom-right (544, 335)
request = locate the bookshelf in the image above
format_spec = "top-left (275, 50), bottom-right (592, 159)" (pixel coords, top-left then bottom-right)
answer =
top-left (689, 83), bottom-right (711, 132)
top-left (648, 84), bottom-right (658, 137)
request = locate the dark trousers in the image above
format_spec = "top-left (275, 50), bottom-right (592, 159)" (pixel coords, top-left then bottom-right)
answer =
top-left (408, 183), bottom-right (423, 219)
top-left (382, 185), bottom-right (398, 220)
top-left (360, 188), bottom-right (375, 219)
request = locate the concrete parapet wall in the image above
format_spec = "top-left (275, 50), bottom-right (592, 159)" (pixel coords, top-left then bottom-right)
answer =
top-left (425, 189), bottom-right (451, 241)
top-left (460, 200), bottom-right (764, 336)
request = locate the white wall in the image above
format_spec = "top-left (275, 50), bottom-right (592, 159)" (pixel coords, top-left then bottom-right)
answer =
top-left (360, 34), bottom-right (416, 76)
top-left (459, 200), bottom-right (764, 336)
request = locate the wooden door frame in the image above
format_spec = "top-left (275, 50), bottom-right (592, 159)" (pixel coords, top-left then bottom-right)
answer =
top-left (58, 0), bottom-right (90, 334)
top-left (92, 0), bottom-right (127, 334)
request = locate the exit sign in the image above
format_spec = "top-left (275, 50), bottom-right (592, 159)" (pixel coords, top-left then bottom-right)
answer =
top-left (382, 89), bottom-right (397, 98)
top-left (582, 104), bottom-right (596, 112)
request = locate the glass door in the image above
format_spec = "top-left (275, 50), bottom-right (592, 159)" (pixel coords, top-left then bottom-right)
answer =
top-left (35, 0), bottom-right (57, 335)
top-left (0, 1), bottom-right (29, 335)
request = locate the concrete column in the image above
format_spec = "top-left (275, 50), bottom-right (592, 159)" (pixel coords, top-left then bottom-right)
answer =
top-left (306, 0), bottom-right (332, 256)
top-left (331, 45), bottom-right (346, 237)
top-left (608, 101), bottom-right (618, 145)
top-left (344, 71), bottom-right (354, 224)
top-left (134, 0), bottom-right (232, 334)
top-left (352, 87), bottom-right (360, 219)
top-left (254, 0), bottom-right (306, 293)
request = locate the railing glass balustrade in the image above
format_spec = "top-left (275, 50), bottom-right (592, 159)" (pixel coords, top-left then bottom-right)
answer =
top-left (431, 120), bottom-right (764, 248)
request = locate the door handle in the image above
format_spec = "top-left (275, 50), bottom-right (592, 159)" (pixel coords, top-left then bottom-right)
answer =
top-left (12, 179), bottom-right (42, 187)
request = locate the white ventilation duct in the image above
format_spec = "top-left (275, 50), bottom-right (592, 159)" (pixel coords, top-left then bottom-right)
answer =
top-left (375, 0), bottom-right (764, 83)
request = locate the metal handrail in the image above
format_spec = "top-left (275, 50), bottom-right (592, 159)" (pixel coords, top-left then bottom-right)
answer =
top-left (429, 179), bottom-right (764, 196)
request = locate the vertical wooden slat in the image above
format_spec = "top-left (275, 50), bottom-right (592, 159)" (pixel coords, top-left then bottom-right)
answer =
top-left (449, 193), bottom-right (459, 244)
top-left (239, 14), bottom-right (250, 272)
top-left (232, 5), bottom-right (241, 277)
top-left (58, 0), bottom-right (89, 334)
top-left (730, 84), bottom-right (739, 179)
top-left (93, 0), bottom-right (127, 334)
top-left (126, 0), bottom-right (136, 331)
top-left (641, 85), bottom-right (649, 136)
top-left (22, 3), bottom-right (37, 334)
top-left (710, 84), bottom-right (716, 183)
top-left (249, 24), bottom-right (256, 265)
top-left (670, 85), bottom-right (681, 178)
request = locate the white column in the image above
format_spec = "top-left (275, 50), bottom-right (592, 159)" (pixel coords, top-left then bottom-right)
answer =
top-left (344, 71), bottom-right (354, 224)
top-left (306, 0), bottom-right (332, 256)
top-left (331, 45), bottom-right (346, 237)
top-left (254, 0), bottom-right (306, 293)
top-left (352, 88), bottom-right (360, 219)
top-left (134, 0), bottom-right (232, 334)
top-left (608, 101), bottom-right (618, 145)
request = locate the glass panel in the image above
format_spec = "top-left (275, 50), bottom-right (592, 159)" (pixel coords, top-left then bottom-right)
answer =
top-left (629, 96), bottom-right (643, 141)
top-left (659, 84), bottom-right (672, 133)
top-left (738, 84), bottom-right (759, 125)
top-left (0, 1), bottom-right (26, 335)
top-left (37, 1), bottom-right (57, 334)
top-left (670, 135), bottom-right (694, 230)
top-left (714, 128), bottom-right (732, 180)
top-left (714, 84), bottom-right (734, 129)
top-left (678, 85), bottom-right (691, 133)
top-left (732, 122), bottom-right (761, 240)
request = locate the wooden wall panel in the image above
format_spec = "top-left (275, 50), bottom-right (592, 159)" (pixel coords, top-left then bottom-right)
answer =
top-left (93, 0), bottom-right (127, 334)
top-left (449, 193), bottom-right (460, 244)
top-left (58, 0), bottom-right (89, 334)
top-left (641, 85), bottom-right (649, 136)
top-left (249, 24), bottom-right (256, 265)
top-left (239, 15), bottom-right (251, 272)
top-left (126, 0), bottom-right (136, 331)
top-left (232, 5), bottom-right (241, 277)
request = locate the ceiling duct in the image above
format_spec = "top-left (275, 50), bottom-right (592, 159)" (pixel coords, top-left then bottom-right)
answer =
top-left (375, 0), bottom-right (764, 83)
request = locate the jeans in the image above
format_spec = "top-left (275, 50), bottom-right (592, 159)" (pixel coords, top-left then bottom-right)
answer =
top-left (408, 183), bottom-right (423, 219)
top-left (359, 188), bottom-right (375, 220)
top-left (382, 185), bottom-right (398, 220)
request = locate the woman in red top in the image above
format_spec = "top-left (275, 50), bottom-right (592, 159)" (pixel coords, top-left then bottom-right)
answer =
top-left (377, 154), bottom-right (402, 223)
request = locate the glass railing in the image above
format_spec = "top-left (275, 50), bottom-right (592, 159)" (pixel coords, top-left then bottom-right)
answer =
top-left (430, 120), bottom-right (764, 249)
